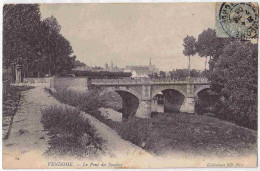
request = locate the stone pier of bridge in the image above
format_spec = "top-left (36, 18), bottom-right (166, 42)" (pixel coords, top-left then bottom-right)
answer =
top-left (135, 77), bottom-right (196, 118)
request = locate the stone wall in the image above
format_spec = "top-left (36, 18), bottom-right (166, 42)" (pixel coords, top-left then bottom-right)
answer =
top-left (23, 77), bottom-right (51, 84)
top-left (52, 77), bottom-right (89, 92)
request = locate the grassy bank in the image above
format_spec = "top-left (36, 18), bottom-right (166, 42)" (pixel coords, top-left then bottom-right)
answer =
top-left (45, 88), bottom-right (257, 157)
top-left (120, 113), bottom-right (257, 157)
top-left (41, 106), bottom-right (104, 158)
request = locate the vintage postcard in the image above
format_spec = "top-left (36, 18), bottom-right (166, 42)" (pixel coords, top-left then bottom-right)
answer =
top-left (2, 1), bottom-right (258, 169)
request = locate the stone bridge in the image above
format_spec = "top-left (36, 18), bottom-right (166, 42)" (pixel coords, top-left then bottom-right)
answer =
top-left (90, 77), bottom-right (211, 118)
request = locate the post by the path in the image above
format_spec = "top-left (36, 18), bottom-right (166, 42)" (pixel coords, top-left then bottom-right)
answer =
top-left (15, 64), bottom-right (22, 84)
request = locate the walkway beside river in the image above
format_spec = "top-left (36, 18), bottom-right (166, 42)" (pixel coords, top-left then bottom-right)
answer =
top-left (3, 84), bottom-right (155, 169)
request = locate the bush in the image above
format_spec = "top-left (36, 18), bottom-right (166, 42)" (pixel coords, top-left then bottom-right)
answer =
top-left (210, 41), bottom-right (257, 130)
top-left (41, 106), bottom-right (103, 157)
top-left (41, 106), bottom-right (92, 135)
top-left (45, 87), bottom-right (116, 126)
top-left (53, 88), bottom-right (104, 113)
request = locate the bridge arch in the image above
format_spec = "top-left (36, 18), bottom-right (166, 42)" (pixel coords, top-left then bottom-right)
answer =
top-left (151, 86), bottom-right (187, 99)
top-left (151, 86), bottom-right (187, 113)
top-left (194, 85), bottom-right (219, 115)
top-left (194, 85), bottom-right (211, 97)
top-left (99, 87), bottom-right (141, 120)
top-left (99, 87), bottom-right (142, 100)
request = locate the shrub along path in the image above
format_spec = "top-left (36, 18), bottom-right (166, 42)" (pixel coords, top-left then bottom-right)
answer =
top-left (3, 84), bottom-right (154, 168)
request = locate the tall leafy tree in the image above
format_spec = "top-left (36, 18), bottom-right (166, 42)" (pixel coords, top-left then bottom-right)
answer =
top-left (39, 16), bottom-right (73, 75)
top-left (3, 4), bottom-right (42, 77)
top-left (4, 5), bottom-right (76, 77)
top-left (183, 36), bottom-right (196, 75)
top-left (183, 28), bottom-right (257, 130)
top-left (211, 41), bottom-right (257, 130)
top-left (195, 28), bottom-right (218, 70)
top-left (195, 28), bottom-right (236, 72)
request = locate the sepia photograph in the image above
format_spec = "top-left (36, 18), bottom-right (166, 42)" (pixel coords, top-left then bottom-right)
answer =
top-left (1, 1), bottom-right (258, 169)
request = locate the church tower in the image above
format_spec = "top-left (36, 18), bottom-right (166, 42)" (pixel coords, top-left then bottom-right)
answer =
top-left (104, 62), bottom-right (108, 71)
top-left (109, 60), bottom-right (114, 71)
top-left (149, 58), bottom-right (152, 66)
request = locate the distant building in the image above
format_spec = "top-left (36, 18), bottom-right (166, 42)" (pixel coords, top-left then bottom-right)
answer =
top-left (102, 58), bottom-right (159, 76)
top-left (124, 58), bottom-right (159, 78)
top-left (104, 60), bottom-right (124, 72)
top-left (111, 66), bottom-right (124, 72)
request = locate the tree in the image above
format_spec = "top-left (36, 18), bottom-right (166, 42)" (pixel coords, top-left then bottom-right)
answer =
top-left (3, 4), bottom-right (42, 76)
top-left (148, 73), bottom-right (159, 79)
top-left (159, 71), bottom-right (166, 78)
top-left (42, 16), bottom-right (61, 33)
top-left (210, 41), bottom-right (257, 130)
top-left (195, 28), bottom-right (218, 70)
top-left (74, 59), bottom-right (86, 68)
top-left (40, 16), bottom-right (73, 75)
top-left (183, 36), bottom-right (196, 75)
top-left (190, 69), bottom-right (203, 77)
top-left (193, 28), bottom-right (257, 130)
top-left (195, 28), bottom-right (236, 74)
top-left (3, 5), bottom-right (75, 77)
top-left (170, 69), bottom-right (189, 79)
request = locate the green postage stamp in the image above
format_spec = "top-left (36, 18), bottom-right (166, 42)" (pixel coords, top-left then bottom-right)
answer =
top-left (216, 2), bottom-right (259, 39)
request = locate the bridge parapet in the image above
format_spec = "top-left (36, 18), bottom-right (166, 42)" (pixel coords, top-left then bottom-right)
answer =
top-left (91, 77), bottom-right (209, 85)
top-left (91, 78), bottom-right (140, 85)
top-left (192, 77), bottom-right (209, 83)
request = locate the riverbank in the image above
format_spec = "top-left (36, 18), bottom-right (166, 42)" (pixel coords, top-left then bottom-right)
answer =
top-left (3, 84), bottom-right (154, 169)
top-left (46, 87), bottom-right (257, 160)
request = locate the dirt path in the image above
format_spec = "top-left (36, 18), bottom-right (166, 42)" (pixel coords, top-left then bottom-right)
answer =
top-left (3, 84), bottom-right (155, 168)
top-left (3, 84), bottom-right (57, 168)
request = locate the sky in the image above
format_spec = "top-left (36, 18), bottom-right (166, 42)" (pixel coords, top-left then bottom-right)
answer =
top-left (40, 3), bottom-right (215, 71)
